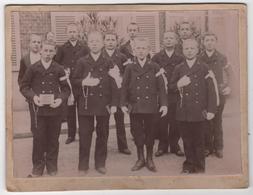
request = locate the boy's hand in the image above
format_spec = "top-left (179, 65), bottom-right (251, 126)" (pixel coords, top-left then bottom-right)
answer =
top-left (206, 112), bottom-right (215, 120)
top-left (121, 106), bottom-right (129, 114)
top-left (33, 95), bottom-right (43, 107)
top-left (110, 106), bottom-right (117, 114)
top-left (82, 72), bottom-right (100, 87)
top-left (177, 75), bottom-right (191, 88)
top-left (67, 93), bottom-right (75, 106)
top-left (159, 106), bottom-right (168, 117)
top-left (222, 86), bottom-right (231, 95)
top-left (50, 98), bottom-right (62, 108)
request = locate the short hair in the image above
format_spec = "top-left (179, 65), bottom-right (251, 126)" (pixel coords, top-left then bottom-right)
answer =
top-left (163, 30), bottom-right (179, 40)
top-left (87, 31), bottom-right (103, 41)
top-left (103, 31), bottom-right (118, 40)
top-left (66, 23), bottom-right (78, 32)
top-left (182, 38), bottom-right (199, 48)
top-left (133, 37), bottom-right (150, 48)
top-left (41, 40), bottom-right (56, 49)
top-left (202, 32), bottom-right (218, 41)
top-left (127, 22), bottom-right (140, 32)
top-left (30, 34), bottom-right (42, 42)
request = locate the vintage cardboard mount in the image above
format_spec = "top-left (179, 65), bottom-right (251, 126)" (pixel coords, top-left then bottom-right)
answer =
top-left (5, 3), bottom-right (248, 191)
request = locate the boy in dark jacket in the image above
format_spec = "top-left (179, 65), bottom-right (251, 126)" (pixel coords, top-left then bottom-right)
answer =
top-left (170, 39), bottom-right (218, 173)
top-left (121, 37), bottom-right (168, 172)
top-left (20, 40), bottom-right (70, 177)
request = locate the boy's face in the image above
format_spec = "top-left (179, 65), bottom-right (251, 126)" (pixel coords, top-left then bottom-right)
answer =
top-left (88, 33), bottom-right (104, 54)
top-left (163, 32), bottom-right (178, 49)
top-left (46, 32), bottom-right (55, 42)
top-left (203, 35), bottom-right (217, 51)
top-left (104, 34), bottom-right (117, 50)
top-left (183, 40), bottom-right (199, 60)
top-left (40, 44), bottom-right (55, 62)
top-left (30, 35), bottom-right (42, 53)
top-left (134, 40), bottom-right (150, 60)
top-left (127, 24), bottom-right (139, 40)
top-left (67, 25), bottom-right (78, 42)
top-left (179, 23), bottom-right (193, 40)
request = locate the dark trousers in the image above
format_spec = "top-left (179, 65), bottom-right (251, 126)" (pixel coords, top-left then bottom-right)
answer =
top-left (32, 115), bottom-right (62, 175)
top-left (28, 101), bottom-right (36, 133)
top-left (205, 96), bottom-right (226, 152)
top-left (114, 107), bottom-right (128, 151)
top-left (130, 113), bottom-right (156, 148)
top-left (156, 104), bottom-right (181, 152)
top-left (67, 104), bottom-right (77, 139)
top-left (78, 115), bottom-right (110, 171)
top-left (179, 121), bottom-right (206, 172)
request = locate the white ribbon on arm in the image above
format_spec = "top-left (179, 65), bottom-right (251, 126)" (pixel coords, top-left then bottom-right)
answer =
top-left (205, 70), bottom-right (220, 106)
top-left (64, 68), bottom-right (74, 106)
top-left (108, 65), bottom-right (122, 88)
top-left (155, 68), bottom-right (168, 92)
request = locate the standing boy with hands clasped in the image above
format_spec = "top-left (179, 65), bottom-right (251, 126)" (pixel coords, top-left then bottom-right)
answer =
top-left (170, 39), bottom-right (218, 173)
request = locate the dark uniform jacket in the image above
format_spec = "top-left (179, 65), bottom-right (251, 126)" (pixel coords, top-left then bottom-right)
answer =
top-left (170, 59), bottom-right (218, 122)
top-left (199, 50), bottom-right (233, 94)
top-left (20, 60), bottom-right (70, 116)
top-left (120, 59), bottom-right (168, 113)
top-left (102, 48), bottom-right (128, 76)
top-left (152, 49), bottom-right (184, 105)
top-left (71, 53), bottom-right (118, 116)
top-left (18, 53), bottom-right (40, 86)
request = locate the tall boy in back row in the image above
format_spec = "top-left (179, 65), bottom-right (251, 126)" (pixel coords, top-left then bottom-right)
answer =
top-left (199, 32), bottom-right (234, 158)
top-left (170, 39), bottom-right (218, 173)
top-left (55, 23), bottom-right (89, 144)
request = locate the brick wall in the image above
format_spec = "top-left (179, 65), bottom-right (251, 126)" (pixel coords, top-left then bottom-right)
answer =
top-left (19, 12), bottom-right (51, 57)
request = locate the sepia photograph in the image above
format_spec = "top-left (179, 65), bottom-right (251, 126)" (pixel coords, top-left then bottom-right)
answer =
top-left (5, 3), bottom-right (248, 191)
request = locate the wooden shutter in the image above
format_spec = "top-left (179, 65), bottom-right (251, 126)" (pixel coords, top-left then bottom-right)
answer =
top-left (135, 12), bottom-right (160, 55)
top-left (11, 12), bottom-right (21, 71)
top-left (51, 12), bottom-right (77, 45)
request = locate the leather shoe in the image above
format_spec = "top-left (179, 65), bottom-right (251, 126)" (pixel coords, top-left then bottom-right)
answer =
top-left (65, 137), bottom-right (75, 144)
top-left (119, 148), bottom-right (131, 155)
top-left (27, 173), bottom-right (41, 178)
top-left (48, 171), bottom-right (57, 176)
top-left (131, 160), bottom-right (145, 171)
top-left (215, 149), bottom-right (223, 158)
top-left (96, 167), bottom-right (107, 174)
top-left (172, 150), bottom-right (185, 157)
top-left (146, 159), bottom-right (157, 172)
top-left (155, 150), bottom-right (166, 157)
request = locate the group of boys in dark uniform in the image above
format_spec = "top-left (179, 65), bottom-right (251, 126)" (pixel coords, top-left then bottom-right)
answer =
top-left (18, 20), bottom-right (233, 177)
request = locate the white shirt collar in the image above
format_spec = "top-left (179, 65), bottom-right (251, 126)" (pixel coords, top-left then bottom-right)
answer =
top-left (165, 49), bottom-right (174, 58)
top-left (138, 57), bottom-right (147, 67)
top-left (186, 58), bottom-right (197, 68)
top-left (130, 40), bottom-right (135, 49)
top-left (70, 40), bottom-right (77, 47)
top-left (30, 51), bottom-right (41, 64)
top-left (206, 50), bottom-right (215, 57)
top-left (105, 49), bottom-right (115, 57)
top-left (90, 52), bottom-right (101, 62)
top-left (41, 59), bottom-right (52, 69)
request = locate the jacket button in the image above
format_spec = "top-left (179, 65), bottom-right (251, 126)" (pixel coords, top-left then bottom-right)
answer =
top-left (99, 77), bottom-right (103, 80)
top-left (99, 94), bottom-right (103, 97)
top-left (146, 75), bottom-right (149, 79)
top-left (99, 68), bottom-right (103, 71)
top-left (145, 86), bottom-right (149, 89)
top-left (185, 93), bottom-right (189, 96)
top-left (195, 92), bottom-right (199, 95)
top-left (195, 100), bottom-right (199, 103)
top-left (137, 97), bottom-right (140, 100)
top-left (49, 82), bottom-right (52, 85)
top-left (194, 75), bottom-right (197, 78)
top-left (195, 83), bottom-right (198, 86)
top-left (90, 93), bottom-right (94, 96)
top-left (137, 77), bottom-right (140, 80)
top-left (99, 85), bottom-right (102, 88)
top-left (42, 91), bottom-right (45, 94)
top-left (145, 96), bottom-right (149, 99)
top-left (42, 82), bottom-right (45, 84)
top-left (137, 86), bottom-right (140, 90)
top-left (49, 90), bottom-right (52, 93)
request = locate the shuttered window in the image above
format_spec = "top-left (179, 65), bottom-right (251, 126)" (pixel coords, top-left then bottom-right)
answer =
top-left (135, 12), bottom-right (160, 55)
top-left (11, 12), bottom-right (21, 71)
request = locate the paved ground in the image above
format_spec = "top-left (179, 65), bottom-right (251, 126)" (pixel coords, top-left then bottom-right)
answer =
top-left (12, 97), bottom-right (242, 178)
